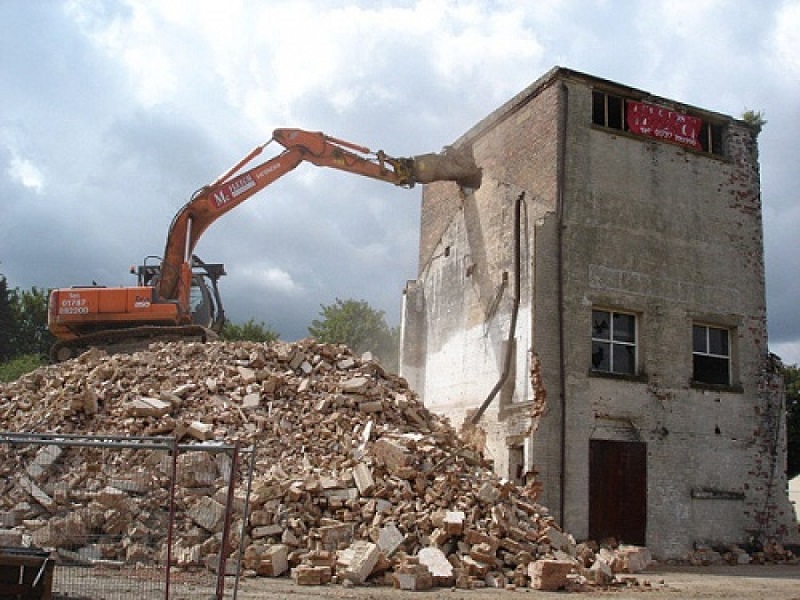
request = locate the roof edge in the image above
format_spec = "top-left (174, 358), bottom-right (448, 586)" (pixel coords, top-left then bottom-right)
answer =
top-left (454, 66), bottom-right (743, 148)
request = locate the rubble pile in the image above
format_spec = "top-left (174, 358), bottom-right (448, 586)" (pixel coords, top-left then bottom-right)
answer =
top-left (686, 541), bottom-right (796, 566)
top-left (0, 339), bottom-right (652, 591)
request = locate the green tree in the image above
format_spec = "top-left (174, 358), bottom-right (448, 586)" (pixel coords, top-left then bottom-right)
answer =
top-left (0, 354), bottom-right (43, 382)
top-left (784, 362), bottom-right (800, 478)
top-left (9, 286), bottom-right (53, 357)
top-left (220, 318), bottom-right (279, 343)
top-left (308, 298), bottom-right (398, 368)
top-left (0, 275), bottom-right (13, 362)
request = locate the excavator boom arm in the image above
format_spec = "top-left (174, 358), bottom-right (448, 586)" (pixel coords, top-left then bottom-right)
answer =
top-left (156, 128), bottom-right (481, 304)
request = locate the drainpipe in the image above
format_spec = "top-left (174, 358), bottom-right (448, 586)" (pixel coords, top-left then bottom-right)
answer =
top-left (469, 191), bottom-right (524, 424)
top-left (556, 82), bottom-right (569, 528)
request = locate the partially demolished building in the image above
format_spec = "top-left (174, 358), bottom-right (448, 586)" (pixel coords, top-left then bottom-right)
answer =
top-left (399, 67), bottom-right (797, 559)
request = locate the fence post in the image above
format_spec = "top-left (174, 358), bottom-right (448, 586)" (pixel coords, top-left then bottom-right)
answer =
top-left (232, 446), bottom-right (257, 600)
top-left (215, 442), bottom-right (240, 599)
top-left (165, 437), bottom-right (179, 600)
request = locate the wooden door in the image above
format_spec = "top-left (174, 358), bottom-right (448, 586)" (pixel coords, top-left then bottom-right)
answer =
top-left (589, 440), bottom-right (647, 545)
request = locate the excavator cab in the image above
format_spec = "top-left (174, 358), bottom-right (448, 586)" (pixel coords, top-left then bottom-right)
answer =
top-left (135, 255), bottom-right (226, 332)
top-left (188, 259), bottom-right (226, 332)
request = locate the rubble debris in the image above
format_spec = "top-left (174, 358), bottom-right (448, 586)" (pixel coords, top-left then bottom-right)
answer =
top-left (0, 338), bottom-right (673, 590)
top-left (529, 559), bottom-right (574, 591)
top-left (337, 540), bottom-right (381, 584)
top-left (392, 555), bottom-right (433, 591)
top-left (243, 543), bottom-right (289, 576)
top-left (686, 540), bottom-right (796, 566)
top-left (417, 547), bottom-right (454, 587)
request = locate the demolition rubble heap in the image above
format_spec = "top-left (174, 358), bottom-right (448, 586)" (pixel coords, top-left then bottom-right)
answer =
top-left (0, 339), bottom-right (653, 591)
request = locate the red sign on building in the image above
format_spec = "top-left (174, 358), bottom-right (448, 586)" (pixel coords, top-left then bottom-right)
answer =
top-left (626, 101), bottom-right (702, 150)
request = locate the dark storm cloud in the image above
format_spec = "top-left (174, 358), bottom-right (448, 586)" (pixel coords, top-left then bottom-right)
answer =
top-left (1, 1), bottom-right (798, 362)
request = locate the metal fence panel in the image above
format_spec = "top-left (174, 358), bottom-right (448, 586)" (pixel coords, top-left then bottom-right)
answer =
top-left (0, 433), bottom-right (255, 600)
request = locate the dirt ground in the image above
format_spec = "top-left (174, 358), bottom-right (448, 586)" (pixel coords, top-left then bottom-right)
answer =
top-left (49, 562), bottom-right (800, 599)
top-left (212, 563), bottom-right (800, 600)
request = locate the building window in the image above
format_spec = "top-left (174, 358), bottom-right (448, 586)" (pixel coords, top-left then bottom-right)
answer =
top-left (592, 90), bottom-right (624, 130)
top-left (591, 309), bottom-right (637, 375)
top-left (697, 121), bottom-right (725, 155)
top-left (692, 324), bottom-right (731, 385)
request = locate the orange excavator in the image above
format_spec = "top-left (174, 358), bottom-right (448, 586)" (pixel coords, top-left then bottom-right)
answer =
top-left (47, 128), bottom-right (481, 361)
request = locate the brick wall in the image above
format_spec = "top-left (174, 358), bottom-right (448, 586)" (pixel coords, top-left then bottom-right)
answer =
top-left (399, 68), bottom-right (797, 559)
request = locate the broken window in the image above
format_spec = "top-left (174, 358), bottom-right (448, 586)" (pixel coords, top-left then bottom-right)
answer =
top-left (591, 309), bottom-right (637, 375)
top-left (692, 324), bottom-right (731, 385)
top-left (697, 121), bottom-right (725, 156)
top-left (592, 90), bottom-right (625, 130)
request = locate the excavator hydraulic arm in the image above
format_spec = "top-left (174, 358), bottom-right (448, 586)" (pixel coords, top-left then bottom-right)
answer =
top-left (156, 128), bottom-right (481, 305)
top-left (47, 127), bottom-right (481, 361)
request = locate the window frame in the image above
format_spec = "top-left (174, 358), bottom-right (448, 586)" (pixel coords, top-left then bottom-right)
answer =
top-left (592, 90), bottom-right (625, 130)
top-left (590, 308), bottom-right (639, 377)
top-left (691, 323), bottom-right (733, 386)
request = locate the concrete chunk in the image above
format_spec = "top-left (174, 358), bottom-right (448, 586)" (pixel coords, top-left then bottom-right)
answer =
top-left (288, 351), bottom-right (305, 370)
top-left (477, 481), bottom-right (500, 503)
top-left (188, 496), bottom-right (226, 532)
top-left (377, 522), bottom-right (404, 557)
top-left (618, 544), bottom-right (653, 573)
top-left (243, 392), bottom-right (261, 408)
top-left (337, 540), bottom-right (380, 584)
top-left (18, 474), bottom-right (56, 512)
top-left (94, 486), bottom-right (136, 514)
top-left (26, 445), bottom-right (63, 481)
top-left (128, 396), bottom-right (172, 417)
top-left (587, 557), bottom-right (614, 585)
top-left (0, 507), bottom-right (26, 528)
top-left (252, 524), bottom-right (284, 539)
top-left (293, 565), bottom-right (332, 585)
top-left (176, 452), bottom-right (217, 487)
top-left (186, 420), bottom-right (214, 440)
top-left (0, 530), bottom-right (23, 546)
top-left (358, 400), bottom-right (384, 413)
top-left (237, 366), bottom-right (257, 384)
top-left (352, 462), bottom-right (375, 496)
top-left (337, 357), bottom-right (356, 370)
top-left (542, 525), bottom-right (574, 552)
top-left (528, 559), bottom-right (573, 591)
top-left (418, 546), bottom-right (454, 586)
top-left (341, 376), bottom-right (369, 394)
top-left (317, 522), bottom-right (354, 550)
top-left (392, 557), bottom-right (433, 591)
top-left (244, 543), bottom-right (289, 576)
top-left (443, 510), bottom-right (465, 536)
top-left (370, 437), bottom-right (410, 474)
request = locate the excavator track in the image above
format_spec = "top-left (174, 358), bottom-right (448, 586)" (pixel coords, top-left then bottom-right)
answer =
top-left (50, 325), bottom-right (218, 363)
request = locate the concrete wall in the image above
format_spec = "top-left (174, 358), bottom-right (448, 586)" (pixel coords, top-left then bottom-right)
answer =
top-left (399, 67), bottom-right (796, 559)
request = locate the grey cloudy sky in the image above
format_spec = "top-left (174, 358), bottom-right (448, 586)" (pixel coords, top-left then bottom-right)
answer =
top-left (1, 1), bottom-right (798, 364)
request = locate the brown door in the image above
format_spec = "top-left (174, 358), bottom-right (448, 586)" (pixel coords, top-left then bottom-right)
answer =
top-left (589, 440), bottom-right (647, 545)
